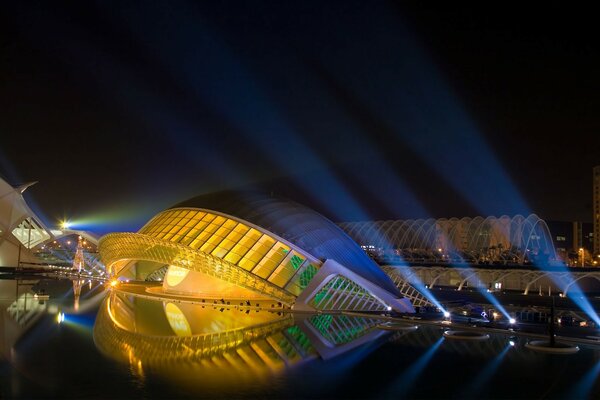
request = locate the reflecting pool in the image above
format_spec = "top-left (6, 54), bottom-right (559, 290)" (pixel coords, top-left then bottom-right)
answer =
top-left (2, 276), bottom-right (600, 399)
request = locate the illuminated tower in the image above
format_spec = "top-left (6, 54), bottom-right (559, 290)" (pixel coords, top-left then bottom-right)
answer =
top-left (594, 166), bottom-right (600, 258)
top-left (72, 235), bottom-right (85, 274)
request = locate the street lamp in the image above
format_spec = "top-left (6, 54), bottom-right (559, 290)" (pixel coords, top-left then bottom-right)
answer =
top-left (579, 248), bottom-right (585, 267)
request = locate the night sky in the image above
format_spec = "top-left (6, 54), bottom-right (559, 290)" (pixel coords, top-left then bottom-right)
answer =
top-left (1, 1), bottom-right (599, 233)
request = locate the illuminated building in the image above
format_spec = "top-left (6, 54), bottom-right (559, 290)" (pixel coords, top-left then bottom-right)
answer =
top-left (0, 177), bottom-right (53, 267)
top-left (0, 176), bottom-right (102, 272)
top-left (594, 165), bottom-right (600, 257)
top-left (339, 214), bottom-right (557, 265)
top-left (546, 221), bottom-right (593, 266)
top-left (99, 191), bottom-right (414, 313)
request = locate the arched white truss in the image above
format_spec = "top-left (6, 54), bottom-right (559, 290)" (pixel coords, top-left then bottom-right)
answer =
top-left (339, 214), bottom-right (557, 265)
top-left (385, 264), bottom-right (600, 297)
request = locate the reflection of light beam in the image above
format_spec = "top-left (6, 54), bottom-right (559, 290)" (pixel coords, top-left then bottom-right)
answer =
top-left (461, 343), bottom-right (511, 398)
top-left (384, 336), bottom-right (444, 397)
top-left (58, 314), bottom-right (94, 337)
top-left (572, 359), bottom-right (600, 399)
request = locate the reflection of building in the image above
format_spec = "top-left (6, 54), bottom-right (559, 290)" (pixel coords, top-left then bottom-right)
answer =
top-left (594, 166), bottom-right (600, 257)
top-left (99, 191), bottom-right (414, 313)
top-left (93, 291), bottom-right (394, 390)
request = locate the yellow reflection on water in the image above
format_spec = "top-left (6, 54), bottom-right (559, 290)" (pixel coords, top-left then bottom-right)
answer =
top-left (94, 292), bottom-right (305, 390)
top-left (164, 303), bottom-right (192, 336)
top-left (93, 289), bottom-right (386, 393)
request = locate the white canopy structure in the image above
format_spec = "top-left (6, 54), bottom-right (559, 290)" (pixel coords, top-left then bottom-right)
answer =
top-left (0, 177), bottom-right (54, 267)
top-left (339, 214), bottom-right (557, 265)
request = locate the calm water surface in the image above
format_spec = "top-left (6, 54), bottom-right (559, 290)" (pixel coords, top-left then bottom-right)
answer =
top-left (1, 276), bottom-right (600, 399)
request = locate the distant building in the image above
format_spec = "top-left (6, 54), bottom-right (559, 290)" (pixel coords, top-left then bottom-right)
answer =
top-left (594, 165), bottom-right (600, 256)
top-left (546, 221), bottom-right (593, 266)
top-left (0, 177), bottom-right (54, 267)
top-left (0, 176), bottom-right (99, 270)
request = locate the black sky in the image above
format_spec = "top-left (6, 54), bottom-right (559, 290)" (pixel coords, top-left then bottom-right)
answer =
top-left (1, 1), bottom-right (598, 232)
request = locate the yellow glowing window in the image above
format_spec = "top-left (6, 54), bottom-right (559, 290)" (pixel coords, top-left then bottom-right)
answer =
top-left (201, 213), bottom-right (216, 222)
top-left (224, 243), bottom-right (253, 264)
top-left (213, 225), bottom-right (233, 241)
top-left (149, 219), bottom-right (162, 229)
top-left (168, 224), bottom-right (183, 234)
top-left (253, 244), bottom-right (290, 278)
top-left (199, 232), bottom-right (225, 253)
top-left (189, 231), bottom-right (212, 249)
top-left (243, 249), bottom-right (265, 264)
top-left (173, 226), bottom-right (193, 242)
top-left (179, 229), bottom-right (199, 245)
top-left (257, 235), bottom-right (276, 253)
top-left (268, 253), bottom-right (305, 287)
top-left (253, 259), bottom-right (279, 279)
top-left (181, 210), bottom-right (196, 218)
top-left (222, 219), bottom-right (237, 229)
top-left (191, 220), bottom-right (209, 234)
top-left (212, 237), bottom-right (237, 258)
top-left (155, 230), bottom-right (172, 240)
top-left (239, 229), bottom-right (262, 246)
top-left (269, 269), bottom-right (296, 287)
top-left (234, 223), bottom-right (250, 233)
top-left (183, 216), bottom-right (201, 229)
top-left (170, 233), bottom-right (186, 243)
top-left (212, 216), bottom-right (226, 226)
top-left (217, 238), bottom-right (237, 252)
top-left (203, 222), bottom-right (220, 234)
top-left (238, 257), bottom-right (257, 271)
top-left (162, 232), bottom-right (175, 241)
top-left (160, 220), bottom-right (174, 231)
top-left (176, 218), bottom-right (191, 228)
top-left (224, 251), bottom-right (243, 264)
top-left (222, 228), bottom-right (260, 264)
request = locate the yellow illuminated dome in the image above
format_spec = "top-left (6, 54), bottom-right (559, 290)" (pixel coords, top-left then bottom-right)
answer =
top-left (99, 191), bottom-right (414, 313)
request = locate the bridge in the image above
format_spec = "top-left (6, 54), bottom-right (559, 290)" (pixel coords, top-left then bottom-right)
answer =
top-left (383, 262), bottom-right (600, 296)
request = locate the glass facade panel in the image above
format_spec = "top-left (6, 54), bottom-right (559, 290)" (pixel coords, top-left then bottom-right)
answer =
top-left (268, 252), bottom-right (305, 287)
top-left (252, 243), bottom-right (290, 279)
top-left (189, 230), bottom-right (212, 250)
top-left (238, 235), bottom-right (274, 271)
top-left (11, 217), bottom-right (51, 249)
top-left (135, 208), bottom-right (322, 294)
top-left (199, 231), bottom-right (224, 253)
top-left (285, 263), bottom-right (320, 296)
